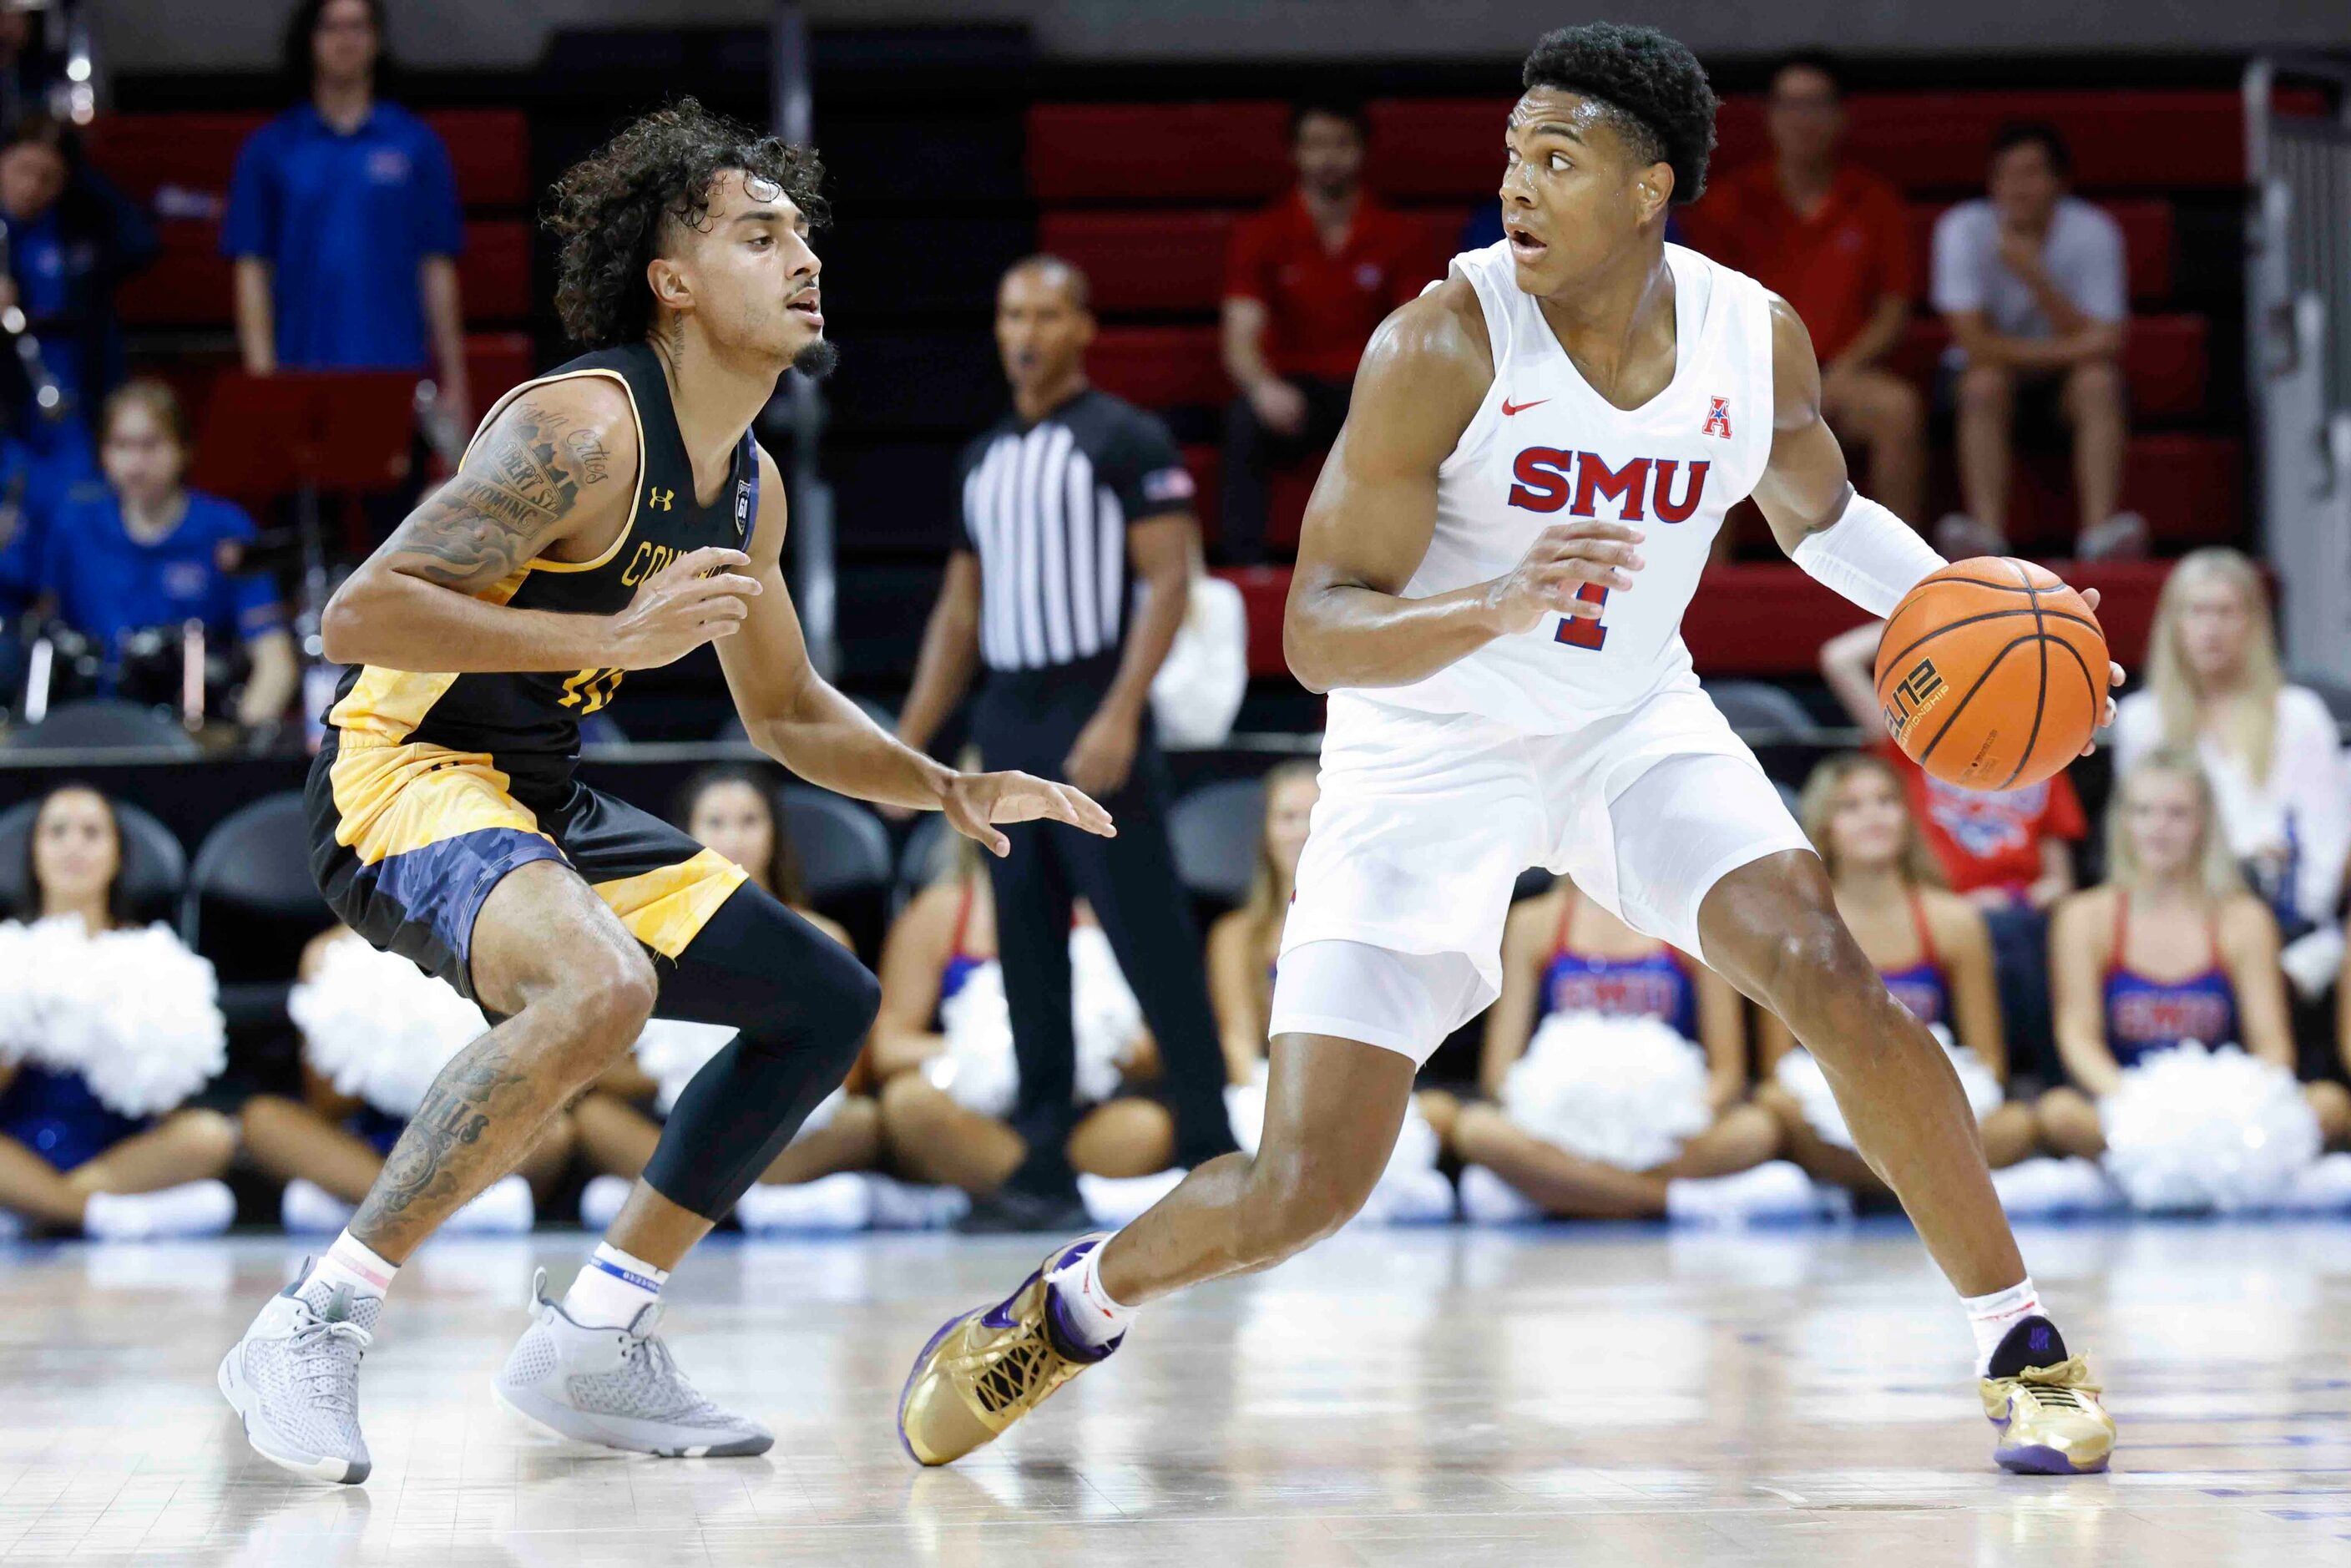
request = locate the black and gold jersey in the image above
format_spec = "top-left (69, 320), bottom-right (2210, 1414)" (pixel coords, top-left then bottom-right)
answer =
top-left (324, 341), bottom-right (760, 797)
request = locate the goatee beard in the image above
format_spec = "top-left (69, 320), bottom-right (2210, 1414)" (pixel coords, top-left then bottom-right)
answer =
top-left (792, 338), bottom-right (838, 380)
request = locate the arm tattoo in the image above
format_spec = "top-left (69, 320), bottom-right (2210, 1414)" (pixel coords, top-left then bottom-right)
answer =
top-left (380, 400), bottom-right (604, 591)
top-left (350, 1039), bottom-right (532, 1245)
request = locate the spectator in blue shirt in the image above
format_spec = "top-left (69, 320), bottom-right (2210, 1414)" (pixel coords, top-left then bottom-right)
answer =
top-left (40, 382), bottom-right (297, 727)
top-left (223, 0), bottom-right (469, 427)
top-left (0, 115), bottom-right (149, 503)
top-left (0, 433), bottom-right (70, 614)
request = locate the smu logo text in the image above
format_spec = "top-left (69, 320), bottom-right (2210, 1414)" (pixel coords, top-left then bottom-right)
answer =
top-left (1507, 448), bottom-right (1710, 522)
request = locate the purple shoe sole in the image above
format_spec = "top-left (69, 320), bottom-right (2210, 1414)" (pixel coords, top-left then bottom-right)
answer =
top-left (1995, 1441), bottom-right (2107, 1475)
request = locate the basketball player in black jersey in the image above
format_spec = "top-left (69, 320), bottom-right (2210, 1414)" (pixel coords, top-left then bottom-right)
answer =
top-left (216, 100), bottom-right (1111, 1485)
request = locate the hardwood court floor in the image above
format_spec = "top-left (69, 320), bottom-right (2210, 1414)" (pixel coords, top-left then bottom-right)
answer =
top-left (2, 1218), bottom-right (2348, 1565)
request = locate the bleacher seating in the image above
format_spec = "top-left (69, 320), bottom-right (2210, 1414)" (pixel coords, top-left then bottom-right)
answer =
top-left (1025, 83), bottom-right (2268, 671)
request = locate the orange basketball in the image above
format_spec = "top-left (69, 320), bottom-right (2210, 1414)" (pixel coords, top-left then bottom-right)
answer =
top-left (1873, 557), bottom-right (2109, 791)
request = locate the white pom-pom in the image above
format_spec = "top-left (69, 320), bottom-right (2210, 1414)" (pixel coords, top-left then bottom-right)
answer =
top-left (1069, 925), bottom-right (1142, 1108)
top-left (0, 920), bottom-right (48, 1059)
top-left (928, 936), bottom-right (1149, 1117)
top-left (931, 960), bottom-right (1019, 1116)
top-left (290, 937), bottom-right (487, 1117)
top-left (1500, 1010), bottom-right (1713, 1171)
top-left (1227, 1057), bottom-right (1437, 1191)
top-left (2100, 1042), bottom-right (2321, 1213)
top-left (631, 1018), bottom-right (740, 1115)
top-left (14, 920), bottom-right (227, 1117)
top-left (1774, 1025), bottom-right (2002, 1152)
top-left (1226, 1060), bottom-right (1270, 1154)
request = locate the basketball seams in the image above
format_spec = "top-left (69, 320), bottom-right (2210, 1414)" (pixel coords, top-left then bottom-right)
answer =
top-left (1915, 632), bottom-right (2040, 768)
top-left (1877, 603), bottom-right (2101, 688)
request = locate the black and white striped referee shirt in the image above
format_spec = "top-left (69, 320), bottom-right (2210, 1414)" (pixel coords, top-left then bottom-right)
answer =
top-left (955, 388), bottom-right (1196, 672)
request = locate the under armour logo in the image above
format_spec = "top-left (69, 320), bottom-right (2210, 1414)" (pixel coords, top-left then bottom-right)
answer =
top-left (1702, 397), bottom-right (1732, 439)
top-left (2030, 1325), bottom-right (2050, 1353)
top-left (648, 488), bottom-right (675, 511)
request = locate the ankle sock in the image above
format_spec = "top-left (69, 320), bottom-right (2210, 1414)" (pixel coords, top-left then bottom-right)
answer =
top-left (313, 1229), bottom-right (399, 1301)
top-left (1963, 1277), bottom-right (2044, 1376)
top-left (564, 1241), bottom-right (667, 1329)
top-left (1044, 1235), bottom-right (1133, 1350)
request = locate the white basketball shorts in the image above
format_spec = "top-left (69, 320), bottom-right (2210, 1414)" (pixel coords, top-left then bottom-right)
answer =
top-left (1268, 681), bottom-right (1814, 1066)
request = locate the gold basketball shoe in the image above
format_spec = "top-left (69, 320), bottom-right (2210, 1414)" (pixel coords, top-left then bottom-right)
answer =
top-left (897, 1235), bottom-right (1119, 1466)
top-left (1979, 1317), bottom-right (2116, 1474)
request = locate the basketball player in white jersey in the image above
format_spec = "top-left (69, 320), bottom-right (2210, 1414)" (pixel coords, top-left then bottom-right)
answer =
top-left (900, 23), bottom-right (2119, 1475)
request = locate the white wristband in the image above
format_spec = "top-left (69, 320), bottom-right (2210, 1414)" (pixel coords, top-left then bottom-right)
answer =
top-left (1788, 494), bottom-right (1946, 620)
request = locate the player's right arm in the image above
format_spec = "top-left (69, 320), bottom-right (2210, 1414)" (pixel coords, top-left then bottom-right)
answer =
top-left (320, 378), bottom-right (757, 674)
top-left (1282, 281), bottom-right (1644, 693)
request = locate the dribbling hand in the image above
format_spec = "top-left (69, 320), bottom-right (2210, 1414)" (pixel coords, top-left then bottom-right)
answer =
top-left (609, 546), bottom-right (762, 669)
top-left (1488, 520), bottom-right (1646, 635)
top-left (2075, 585), bottom-right (2128, 755)
top-left (940, 771), bottom-right (1116, 858)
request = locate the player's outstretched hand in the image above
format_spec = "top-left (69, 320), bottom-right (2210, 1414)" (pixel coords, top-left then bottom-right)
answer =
top-left (1489, 520), bottom-right (1646, 635)
top-left (610, 546), bottom-right (762, 669)
top-left (2075, 585), bottom-right (2127, 754)
top-left (940, 770), bottom-right (1115, 858)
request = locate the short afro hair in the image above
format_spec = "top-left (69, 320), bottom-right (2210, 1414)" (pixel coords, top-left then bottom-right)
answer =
top-left (1521, 23), bottom-right (1717, 206)
top-left (544, 98), bottom-right (830, 349)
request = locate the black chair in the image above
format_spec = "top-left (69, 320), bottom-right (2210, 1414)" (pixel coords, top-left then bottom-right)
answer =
top-left (778, 785), bottom-right (893, 905)
top-left (3, 698), bottom-right (201, 756)
top-left (1167, 776), bottom-right (1267, 908)
top-left (895, 812), bottom-right (955, 908)
top-left (0, 797), bottom-right (187, 925)
top-left (182, 792), bottom-right (331, 1034)
top-left (1701, 680), bottom-right (1821, 738)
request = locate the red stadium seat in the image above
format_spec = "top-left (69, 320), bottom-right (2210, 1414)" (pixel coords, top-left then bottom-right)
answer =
top-left (1368, 89), bottom-right (2324, 203)
top-left (1893, 316), bottom-right (2207, 422)
top-left (457, 220), bottom-right (533, 322)
top-left (117, 219), bottom-right (533, 328)
top-left (1086, 325), bottom-right (1226, 408)
top-left (1211, 565), bottom-right (1294, 678)
top-left (1029, 103), bottom-right (1292, 204)
top-left (465, 331), bottom-right (538, 410)
top-left (84, 109), bottom-right (527, 209)
top-left (1977, 433), bottom-right (2243, 552)
top-left (1040, 211), bottom-right (1238, 314)
top-left (1904, 199), bottom-right (2172, 305)
top-left (1181, 444), bottom-right (1221, 546)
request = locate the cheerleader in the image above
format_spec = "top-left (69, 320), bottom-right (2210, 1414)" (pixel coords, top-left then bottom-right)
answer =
top-left (245, 925), bottom-right (575, 1233)
top-left (571, 766), bottom-right (883, 1232)
top-left (1206, 763), bottom-right (1454, 1222)
top-left (1757, 754), bottom-right (2039, 1192)
top-left (2036, 749), bottom-right (2351, 1167)
top-left (1449, 877), bottom-right (1806, 1222)
top-left (0, 785), bottom-right (236, 1238)
top-left (872, 837), bottom-right (1174, 1203)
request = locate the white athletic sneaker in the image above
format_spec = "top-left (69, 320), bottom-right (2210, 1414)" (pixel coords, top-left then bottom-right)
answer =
top-left (732, 1172), bottom-right (872, 1234)
top-left (863, 1176), bottom-right (970, 1230)
top-left (217, 1266), bottom-right (376, 1485)
top-left (1078, 1168), bottom-right (1187, 1227)
top-left (442, 1175), bottom-right (534, 1235)
top-left (84, 1180), bottom-right (236, 1241)
top-left (1994, 1156), bottom-right (2123, 1219)
top-left (493, 1269), bottom-right (772, 1457)
top-left (1458, 1165), bottom-right (1547, 1225)
top-left (1665, 1161), bottom-right (1819, 1226)
top-left (281, 1179), bottom-right (356, 1236)
top-left (579, 1175), bottom-right (633, 1232)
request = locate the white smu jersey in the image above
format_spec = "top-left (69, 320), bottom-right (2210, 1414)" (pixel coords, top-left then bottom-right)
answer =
top-left (1352, 240), bottom-right (1776, 735)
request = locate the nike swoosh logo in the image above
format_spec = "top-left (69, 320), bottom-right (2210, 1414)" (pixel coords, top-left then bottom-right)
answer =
top-left (1501, 397), bottom-right (1549, 416)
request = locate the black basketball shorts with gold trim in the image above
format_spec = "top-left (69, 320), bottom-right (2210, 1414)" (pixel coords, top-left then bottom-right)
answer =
top-left (305, 731), bottom-right (746, 1004)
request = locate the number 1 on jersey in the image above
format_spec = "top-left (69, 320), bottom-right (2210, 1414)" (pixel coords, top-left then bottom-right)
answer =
top-left (1552, 584), bottom-right (1610, 650)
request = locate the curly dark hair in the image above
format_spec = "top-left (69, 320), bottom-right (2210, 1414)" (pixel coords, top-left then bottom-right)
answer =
top-left (1522, 23), bottom-right (1717, 206)
top-left (544, 98), bottom-right (830, 350)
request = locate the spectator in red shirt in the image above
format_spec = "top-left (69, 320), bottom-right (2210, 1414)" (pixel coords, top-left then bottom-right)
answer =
top-left (1823, 620), bottom-right (2086, 1083)
top-left (1218, 101), bottom-right (1423, 564)
top-left (1685, 53), bottom-right (1924, 529)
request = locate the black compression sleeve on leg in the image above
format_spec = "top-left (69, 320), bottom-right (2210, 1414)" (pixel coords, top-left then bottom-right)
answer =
top-left (640, 884), bottom-right (880, 1220)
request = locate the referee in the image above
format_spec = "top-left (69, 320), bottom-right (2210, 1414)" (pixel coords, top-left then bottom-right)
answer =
top-left (898, 255), bottom-right (1239, 1230)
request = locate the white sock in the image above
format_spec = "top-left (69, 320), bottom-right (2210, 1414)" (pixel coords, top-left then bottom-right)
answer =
top-left (312, 1229), bottom-right (399, 1302)
top-left (1963, 1276), bottom-right (2043, 1376)
top-left (1044, 1236), bottom-right (1133, 1349)
top-left (564, 1241), bottom-right (667, 1329)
